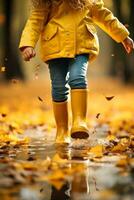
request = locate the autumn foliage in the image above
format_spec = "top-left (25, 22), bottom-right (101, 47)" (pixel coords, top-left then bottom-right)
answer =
top-left (0, 77), bottom-right (134, 198)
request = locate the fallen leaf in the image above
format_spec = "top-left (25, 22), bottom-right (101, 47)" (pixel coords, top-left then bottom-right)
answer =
top-left (90, 145), bottom-right (104, 158)
top-left (106, 134), bottom-right (116, 141)
top-left (116, 157), bottom-right (129, 168)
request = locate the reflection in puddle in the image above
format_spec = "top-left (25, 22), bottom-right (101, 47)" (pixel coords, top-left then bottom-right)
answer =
top-left (0, 138), bottom-right (134, 200)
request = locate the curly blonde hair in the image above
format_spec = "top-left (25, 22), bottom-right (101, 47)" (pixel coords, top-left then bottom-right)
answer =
top-left (31, 0), bottom-right (93, 10)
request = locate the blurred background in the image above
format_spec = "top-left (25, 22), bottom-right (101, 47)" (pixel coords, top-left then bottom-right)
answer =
top-left (0, 0), bottom-right (134, 83)
top-left (0, 2), bottom-right (134, 200)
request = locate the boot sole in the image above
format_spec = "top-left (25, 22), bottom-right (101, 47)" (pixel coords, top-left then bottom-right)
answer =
top-left (71, 131), bottom-right (89, 139)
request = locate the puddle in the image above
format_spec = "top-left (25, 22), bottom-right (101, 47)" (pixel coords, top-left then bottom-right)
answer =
top-left (0, 130), bottom-right (134, 200)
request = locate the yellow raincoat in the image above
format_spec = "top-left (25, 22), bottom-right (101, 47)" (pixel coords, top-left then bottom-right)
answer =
top-left (19, 0), bottom-right (129, 62)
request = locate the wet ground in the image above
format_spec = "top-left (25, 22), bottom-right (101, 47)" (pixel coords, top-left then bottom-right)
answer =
top-left (0, 128), bottom-right (134, 200)
top-left (0, 78), bottom-right (134, 200)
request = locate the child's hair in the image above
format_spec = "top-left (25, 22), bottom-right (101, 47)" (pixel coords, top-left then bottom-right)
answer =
top-left (31, 0), bottom-right (93, 10)
top-left (67, 0), bottom-right (93, 10)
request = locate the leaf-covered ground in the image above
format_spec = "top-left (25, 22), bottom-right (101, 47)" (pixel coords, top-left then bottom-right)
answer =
top-left (0, 77), bottom-right (134, 200)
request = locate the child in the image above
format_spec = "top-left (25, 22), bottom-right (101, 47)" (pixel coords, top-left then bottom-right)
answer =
top-left (19, 0), bottom-right (134, 143)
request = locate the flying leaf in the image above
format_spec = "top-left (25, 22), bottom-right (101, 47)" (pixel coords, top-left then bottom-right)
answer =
top-left (124, 24), bottom-right (129, 28)
top-left (1, 66), bottom-right (6, 72)
top-left (27, 156), bottom-right (36, 161)
top-left (11, 79), bottom-right (19, 84)
top-left (0, 113), bottom-right (7, 118)
top-left (96, 113), bottom-right (100, 119)
top-left (40, 188), bottom-right (44, 193)
top-left (38, 96), bottom-right (44, 102)
top-left (105, 96), bottom-right (115, 101)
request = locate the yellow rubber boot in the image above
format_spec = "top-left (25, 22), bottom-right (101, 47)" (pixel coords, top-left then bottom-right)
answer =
top-left (71, 89), bottom-right (89, 139)
top-left (53, 101), bottom-right (70, 143)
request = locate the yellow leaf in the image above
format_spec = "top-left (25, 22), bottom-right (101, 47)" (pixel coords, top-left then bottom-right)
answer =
top-left (112, 144), bottom-right (124, 153)
top-left (90, 145), bottom-right (104, 158)
top-left (116, 159), bottom-right (128, 168)
top-left (49, 179), bottom-right (65, 190)
top-left (52, 153), bottom-right (68, 164)
top-left (106, 134), bottom-right (116, 141)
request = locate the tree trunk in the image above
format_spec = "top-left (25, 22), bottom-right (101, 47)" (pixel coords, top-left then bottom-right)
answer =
top-left (110, 0), bottom-right (131, 83)
top-left (3, 0), bottom-right (25, 81)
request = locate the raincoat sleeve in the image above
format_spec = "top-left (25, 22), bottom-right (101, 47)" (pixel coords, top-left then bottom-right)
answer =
top-left (19, 6), bottom-right (49, 49)
top-left (91, 0), bottom-right (130, 43)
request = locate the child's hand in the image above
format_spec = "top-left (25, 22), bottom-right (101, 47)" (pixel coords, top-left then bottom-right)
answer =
top-left (20, 46), bottom-right (36, 61)
top-left (122, 36), bottom-right (134, 54)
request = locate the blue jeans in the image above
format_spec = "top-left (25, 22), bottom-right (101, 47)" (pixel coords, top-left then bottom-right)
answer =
top-left (48, 54), bottom-right (89, 102)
